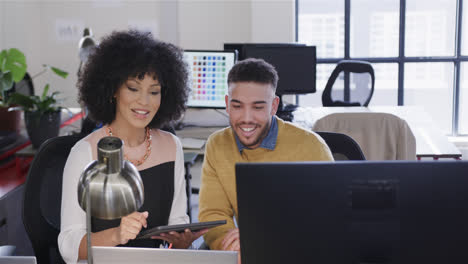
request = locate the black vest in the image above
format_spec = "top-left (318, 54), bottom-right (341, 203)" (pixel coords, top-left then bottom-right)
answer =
top-left (91, 161), bottom-right (175, 248)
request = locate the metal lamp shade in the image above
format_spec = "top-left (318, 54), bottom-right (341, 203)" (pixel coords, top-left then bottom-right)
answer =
top-left (77, 136), bottom-right (144, 220)
top-left (78, 37), bottom-right (96, 63)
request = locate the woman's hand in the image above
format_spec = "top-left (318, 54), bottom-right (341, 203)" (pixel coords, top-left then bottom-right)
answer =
top-left (151, 228), bottom-right (209, 249)
top-left (113, 211), bottom-right (148, 245)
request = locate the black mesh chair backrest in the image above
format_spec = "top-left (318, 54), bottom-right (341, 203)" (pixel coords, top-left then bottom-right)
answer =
top-left (5, 72), bottom-right (34, 98)
top-left (316, 131), bottom-right (366, 160)
top-left (322, 60), bottom-right (375, 107)
top-left (23, 134), bottom-right (84, 264)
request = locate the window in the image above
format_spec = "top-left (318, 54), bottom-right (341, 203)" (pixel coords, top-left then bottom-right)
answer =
top-left (460, 63), bottom-right (468, 134)
top-left (406, 0), bottom-right (456, 56)
top-left (297, 0), bottom-right (465, 135)
top-left (298, 0), bottom-right (344, 58)
top-left (371, 63), bottom-right (398, 106)
top-left (351, 0), bottom-right (399, 58)
top-left (404, 62), bottom-right (454, 133)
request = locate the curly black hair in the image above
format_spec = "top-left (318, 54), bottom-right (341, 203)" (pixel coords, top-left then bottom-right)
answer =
top-left (227, 58), bottom-right (279, 91)
top-left (78, 30), bottom-right (189, 129)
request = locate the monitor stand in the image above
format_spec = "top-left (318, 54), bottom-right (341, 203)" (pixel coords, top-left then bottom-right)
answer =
top-left (275, 95), bottom-right (297, 122)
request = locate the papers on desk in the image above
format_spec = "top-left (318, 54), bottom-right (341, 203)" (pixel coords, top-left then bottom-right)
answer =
top-left (181, 137), bottom-right (206, 150)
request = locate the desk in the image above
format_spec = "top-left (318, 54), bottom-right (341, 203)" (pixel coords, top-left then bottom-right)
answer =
top-left (12, 109), bottom-right (84, 178)
top-left (293, 106), bottom-right (462, 160)
top-left (177, 126), bottom-right (222, 155)
top-left (175, 107), bottom-right (462, 160)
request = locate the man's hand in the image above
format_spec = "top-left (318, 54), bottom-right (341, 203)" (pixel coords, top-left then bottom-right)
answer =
top-left (221, 228), bottom-right (241, 264)
top-left (151, 228), bottom-right (209, 249)
top-left (114, 211), bottom-right (148, 245)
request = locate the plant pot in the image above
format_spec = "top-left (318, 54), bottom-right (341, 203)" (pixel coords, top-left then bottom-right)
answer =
top-left (24, 110), bottom-right (61, 149)
top-left (0, 105), bottom-right (22, 134)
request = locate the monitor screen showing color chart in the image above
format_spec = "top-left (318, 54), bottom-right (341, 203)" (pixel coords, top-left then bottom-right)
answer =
top-left (184, 50), bottom-right (237, 108)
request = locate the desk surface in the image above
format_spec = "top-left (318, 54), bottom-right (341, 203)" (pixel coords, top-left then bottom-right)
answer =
top-left (293, 106), bottom-right (462, 159)
top-left (0, 110), bottom-right (83, 199)
top-left (176, 126), bottom-right (221, 140)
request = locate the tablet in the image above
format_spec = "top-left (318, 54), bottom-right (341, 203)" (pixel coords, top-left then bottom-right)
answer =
top-left (136, 220), bottom-right (227, 239)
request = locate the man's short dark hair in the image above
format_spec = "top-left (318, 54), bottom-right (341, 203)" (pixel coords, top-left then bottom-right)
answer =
top-left (227, 58), bottom-right (278, 91)
top-left (78, 30), bottom-right (188, 129)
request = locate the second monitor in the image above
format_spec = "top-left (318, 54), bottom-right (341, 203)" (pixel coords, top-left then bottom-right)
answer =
top-left (183, 50), bottom-right (237, 108)
top-left (224, 43), bottom-right (316, 96)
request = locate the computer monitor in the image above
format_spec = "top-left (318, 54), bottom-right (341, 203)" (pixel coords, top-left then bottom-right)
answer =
top-left (224, 43), bottom-right (315, 95)
top-left (224, 43), bottom-right (315, 119)
top-left (243, 45), bottom-right (316, 95)
top-left (224, 43), bottom-right (306, 61)
top-left (183, 50), bottom-right (237, 108)
top-left (236, 161), bottom-right (468, 264)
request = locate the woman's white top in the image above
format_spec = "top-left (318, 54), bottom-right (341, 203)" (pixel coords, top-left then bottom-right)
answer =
top-left (58, 129), bottom-right (189, 264)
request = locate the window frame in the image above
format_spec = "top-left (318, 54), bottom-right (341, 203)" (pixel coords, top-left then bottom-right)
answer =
top-left (296, 0), bottom-right (466, 136)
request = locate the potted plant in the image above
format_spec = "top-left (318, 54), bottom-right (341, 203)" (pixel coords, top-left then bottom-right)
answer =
top-left (0, 48), bottom-right (27, 133)
top-left (9, 65), bottom-right (68, 148)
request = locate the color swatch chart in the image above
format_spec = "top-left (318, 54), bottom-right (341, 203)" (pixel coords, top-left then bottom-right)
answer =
top-left (184, 51), bottom-right (236, 108)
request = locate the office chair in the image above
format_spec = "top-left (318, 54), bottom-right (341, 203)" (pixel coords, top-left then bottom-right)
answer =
top-left (23, 131), bottom-right (198, 261)
top-left (23, 134), bottom-right (84, 264)
top-left (313, 112), bottom-right (416, 160)
top-left (322, 60), bottom-right (375, 107)
top-left (315, 131), bottom-right (365, 160)
top-left (5, 73), bottom-right (34, 99)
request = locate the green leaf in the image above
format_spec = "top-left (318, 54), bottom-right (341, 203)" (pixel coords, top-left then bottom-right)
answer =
top-left (0, 50), bottom-right (7, 71)
top-left (38, 96), bottom-right (57, 112)
top-left (50, 66), bottom-right (68, 79)
top-left (3, 48), bottom-right (27, 82)
top-left (0, 71), bottom-right (14, 94)
top-left (41, 84), bottom-right (50, 100)
top-left (7, 92), bottom-right (35, 110)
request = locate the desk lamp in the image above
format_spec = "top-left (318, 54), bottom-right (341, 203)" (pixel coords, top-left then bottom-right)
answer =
top-left (77, 136), bottom-right (144, 264)
top-left (78, 28), bottom-right (97, 77)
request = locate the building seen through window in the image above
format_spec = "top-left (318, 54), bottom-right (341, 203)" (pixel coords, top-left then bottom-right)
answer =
top-left (298, 0), bottom-right (463, 135)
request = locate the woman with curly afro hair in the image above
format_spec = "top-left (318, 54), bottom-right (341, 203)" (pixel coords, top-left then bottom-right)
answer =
top-left (59, 30), bottom-right (206, 263)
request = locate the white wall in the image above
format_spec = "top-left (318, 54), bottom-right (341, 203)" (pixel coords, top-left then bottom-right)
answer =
top-left (1, 1), bottom-right (164, 107)
top-left (0, 1), bottom-right (4, 50)
top-left (177, 0), bottom-right (252, 49)
top-left (1, 1), bottom-right (43, 87)
top-left (251, 0), bottom-right (295, 42)
top-left (250, 0), bottom-right (296, 104)
top-left (0, 0), bottom-right (296, 108)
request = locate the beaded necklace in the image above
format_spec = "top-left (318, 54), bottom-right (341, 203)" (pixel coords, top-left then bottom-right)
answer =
top-left (106, 126), bottom-right (152, 166)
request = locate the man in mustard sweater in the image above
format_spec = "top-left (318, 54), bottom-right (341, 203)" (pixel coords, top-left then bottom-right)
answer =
top-left (198, 58), bottom-right (333, 262)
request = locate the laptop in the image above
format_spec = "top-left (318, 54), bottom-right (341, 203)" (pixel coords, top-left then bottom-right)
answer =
top-left (92, 246), bottom-right (237, 264)
top-left (0, 256), bottom-right (37, 264)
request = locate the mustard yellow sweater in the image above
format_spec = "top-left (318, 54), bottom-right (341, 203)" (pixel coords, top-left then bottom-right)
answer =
top-left (198, 117), bottom-right (334, 250)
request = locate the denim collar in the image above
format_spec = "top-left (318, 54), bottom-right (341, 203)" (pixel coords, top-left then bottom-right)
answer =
top-left (235, 116), bottom-right (278, 153)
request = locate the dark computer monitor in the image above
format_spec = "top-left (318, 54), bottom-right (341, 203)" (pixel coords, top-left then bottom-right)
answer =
top-left (236, 161), bottom-right (468, 264)
top-left (224, 43), bottom-right (315, 95)
top-left (224, 43), bottom-right (315, 119)
top-left (183, 50), bottom-right (237, 108)
top-left (224, 43), bottom-right (306, 61)
top-left (243, 45), bottom-right (316, 95)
